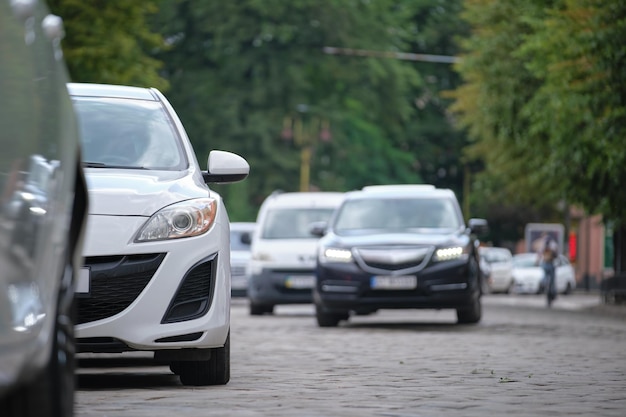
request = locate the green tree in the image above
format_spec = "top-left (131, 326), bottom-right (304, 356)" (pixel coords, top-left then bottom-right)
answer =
top-left (449, 0), bottom-right (626, 269)
top-left (403, 0), bottom-right (470, 199)
top-left (521, 0), bottom-right (626, 224)
top-left (48, 0), bottom-right (168, 89)
top-left (152, 0), bottom-right (425, 220)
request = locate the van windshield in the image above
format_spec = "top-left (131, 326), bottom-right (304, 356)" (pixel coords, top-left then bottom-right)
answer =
top-left (261, 208), bottom-right (335, 239)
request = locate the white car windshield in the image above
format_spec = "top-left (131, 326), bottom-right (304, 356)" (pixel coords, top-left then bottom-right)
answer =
top-left (261, 208), bottom-right (335, 239)
top-left (73, 97), bottom-right (187, 170)
top-left (482, 249), bottom-right (511, 263)
top-left (334, 197), bottom-right (461, 234)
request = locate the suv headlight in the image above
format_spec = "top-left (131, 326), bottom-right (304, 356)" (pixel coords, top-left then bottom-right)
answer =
top-left (135, 198), bottom-right (217, 242)
top-left (319, 247), bottom-right (353, 264)
top-left (433, 246), bottom-right (468, 262)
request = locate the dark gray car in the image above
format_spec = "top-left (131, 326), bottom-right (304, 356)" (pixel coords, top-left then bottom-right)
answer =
top-left (0, 2), bottom-right (88, 416)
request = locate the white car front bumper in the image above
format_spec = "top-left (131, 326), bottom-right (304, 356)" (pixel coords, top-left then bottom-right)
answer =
top-left (75, 215), bottom-right (230, 351)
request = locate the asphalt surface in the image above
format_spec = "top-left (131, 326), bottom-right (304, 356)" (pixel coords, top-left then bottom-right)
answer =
top-left (75, 291), bottom-right (626, 417)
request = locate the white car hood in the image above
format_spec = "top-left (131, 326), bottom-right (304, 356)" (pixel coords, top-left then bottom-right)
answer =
top-left (85, 169), bottom-right (208, 216)
top-left (512, 267), bottom-right (544, 281)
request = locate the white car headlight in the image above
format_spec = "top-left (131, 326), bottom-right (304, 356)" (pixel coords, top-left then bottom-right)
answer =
top-left (320, 247), bottom-right (353, 264)
top-left (135, 198), bottom-right (217, 242)
top-left (434, 246), bottom-right (467, 262)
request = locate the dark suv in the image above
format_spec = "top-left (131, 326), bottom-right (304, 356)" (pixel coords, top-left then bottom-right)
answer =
top-left (312, 185), bottom-right (487, 327)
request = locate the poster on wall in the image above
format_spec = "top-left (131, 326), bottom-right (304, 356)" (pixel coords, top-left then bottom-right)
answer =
top-left (525, 223), bottom-right (565, 255)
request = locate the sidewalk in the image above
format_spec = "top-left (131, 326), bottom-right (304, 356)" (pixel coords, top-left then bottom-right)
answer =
top-left (482, 290), bottom-right (626, 319)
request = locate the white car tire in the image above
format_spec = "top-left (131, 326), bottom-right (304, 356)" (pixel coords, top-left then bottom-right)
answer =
top-left (175, 332), bottom-right (230, 386)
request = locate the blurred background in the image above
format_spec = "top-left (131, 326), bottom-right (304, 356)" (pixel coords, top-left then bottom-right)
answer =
top-left (45, 0), bottom-right (626, 290)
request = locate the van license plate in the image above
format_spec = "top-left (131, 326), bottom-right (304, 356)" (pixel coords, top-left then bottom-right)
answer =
top-left (285, 276), bottom-right (315, 289)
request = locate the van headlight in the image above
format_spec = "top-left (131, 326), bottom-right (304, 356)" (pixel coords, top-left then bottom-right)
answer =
top-left (433, 246), bottom-right (467, 262)
top-left (319, 247), bottom-right (353, 264)
top-left (135, 198), bottom-right (217, 242)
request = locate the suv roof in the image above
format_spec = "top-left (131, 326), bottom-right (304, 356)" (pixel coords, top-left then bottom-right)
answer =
top-left (350, 184), bottom-right (456, 200)
top-left (361, 184), bottom-right (436, 192)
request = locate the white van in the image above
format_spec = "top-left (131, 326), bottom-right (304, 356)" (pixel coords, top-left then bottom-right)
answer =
top-left (247, 191), bottom-right (345, 315)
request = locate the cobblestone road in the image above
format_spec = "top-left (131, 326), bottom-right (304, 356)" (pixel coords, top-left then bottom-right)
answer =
top-left (75, 293), bottom-right (626, 417)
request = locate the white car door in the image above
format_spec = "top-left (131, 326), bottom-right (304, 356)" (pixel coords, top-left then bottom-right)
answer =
top-left (555, 255), bottom-right (576, 293)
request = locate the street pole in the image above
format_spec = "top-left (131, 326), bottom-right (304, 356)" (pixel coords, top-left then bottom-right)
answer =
top-left (463, 164), bottom-right (470, 221)
top-left (293, 113), bottom-right (313, 192)
top-left (322, 46), bottom-right (461, 64)
top-left (300, 146), bottom-right (311, 192)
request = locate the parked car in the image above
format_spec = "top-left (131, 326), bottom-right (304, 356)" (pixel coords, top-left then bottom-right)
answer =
top-left (0, 3), bottom-right (88, 417)
top-left (230, 222), bottom-right (256, 297)
top-left (5, 156), bottom-right (59, 258)
top-left (478, 251), bottom-right (492, 293)
top-left (511, 252), bottom-right (576, 295)
top-left (69, 82), bottom-right (249, 386)
top-left (248, 191), bottom-right (345, 315)
top-left (312, 184), bottom-right (488, 327)
top-left (479, 247), bottom-right (514, 293)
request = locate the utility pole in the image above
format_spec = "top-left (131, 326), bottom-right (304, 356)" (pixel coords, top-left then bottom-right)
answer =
top-left (282, 105), bottom-right (331, 192)
top-left (322, 46), bottom-right (461, 64)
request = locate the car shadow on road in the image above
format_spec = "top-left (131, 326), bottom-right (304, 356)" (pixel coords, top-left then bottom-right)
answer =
top-left (339, 321), bottom-right (478, 332)
top-left (77, 356), bottom-right (182, 390)
top-left (78, 355), bottom-right (157, 368)
top-left (77, 372), bottom-right (181, 390)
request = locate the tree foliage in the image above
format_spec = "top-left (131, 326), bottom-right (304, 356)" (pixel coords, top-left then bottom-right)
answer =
top-left (151, 0), bottom-right (429, 219)
top-left (48, 0), bottom-right (476, 224)
top-left (151, 0), bottom-right (474, 220)
top-left (48, 0), bottom-right (168, 89)
top-left (449, 0), bottom-right (626, 228)
top-left (521, 0), bottom-right (626, 224)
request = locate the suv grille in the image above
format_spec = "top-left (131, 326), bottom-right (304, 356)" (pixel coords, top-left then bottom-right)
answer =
top-left (77, 253), bottom-right (165, 325)
top-left (354, 246), bottom-right (432, 274)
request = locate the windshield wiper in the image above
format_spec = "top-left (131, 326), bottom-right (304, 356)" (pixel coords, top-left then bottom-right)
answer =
top-left (82, 161), bottom-right (148, 169)
top-left (82, 161), bottom-right (107, 168)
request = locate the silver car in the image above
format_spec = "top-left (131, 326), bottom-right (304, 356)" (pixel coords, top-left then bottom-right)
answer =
top-left (480, 247), bottom-right (514, 293)
top-left (0, 2), bottom-right (88, 417)
top-left (230, 222), bottom-right (256, 297)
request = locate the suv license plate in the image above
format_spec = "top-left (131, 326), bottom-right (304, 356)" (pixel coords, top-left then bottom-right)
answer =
top-left (285, 276), bottom-right (315, 289)
top-left (370, 275), bottom-right (417, 290)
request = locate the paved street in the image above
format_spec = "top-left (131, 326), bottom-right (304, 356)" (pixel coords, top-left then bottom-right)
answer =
top-left (75, 293), bottom-right (626, 417)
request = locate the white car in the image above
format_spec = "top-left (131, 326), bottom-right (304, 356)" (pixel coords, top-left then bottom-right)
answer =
top-left (230, 222), bottom-right (256, 297)
top-left (69, 83), bottom-right (249, 386)
top-left (480, 247), bottom-right (514, 293)
top-left (248, 191), bottom-right (345, 315)
top-left (511, 253), bottom-right (576, 295)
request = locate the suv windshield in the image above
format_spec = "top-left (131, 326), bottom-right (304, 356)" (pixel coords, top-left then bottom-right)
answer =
top-left (73, 97), bottom-right (187, 170)
top-left (261, 208), bottom-right (335, 239)
top-left (334, 197), bottom-right (461, 234)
